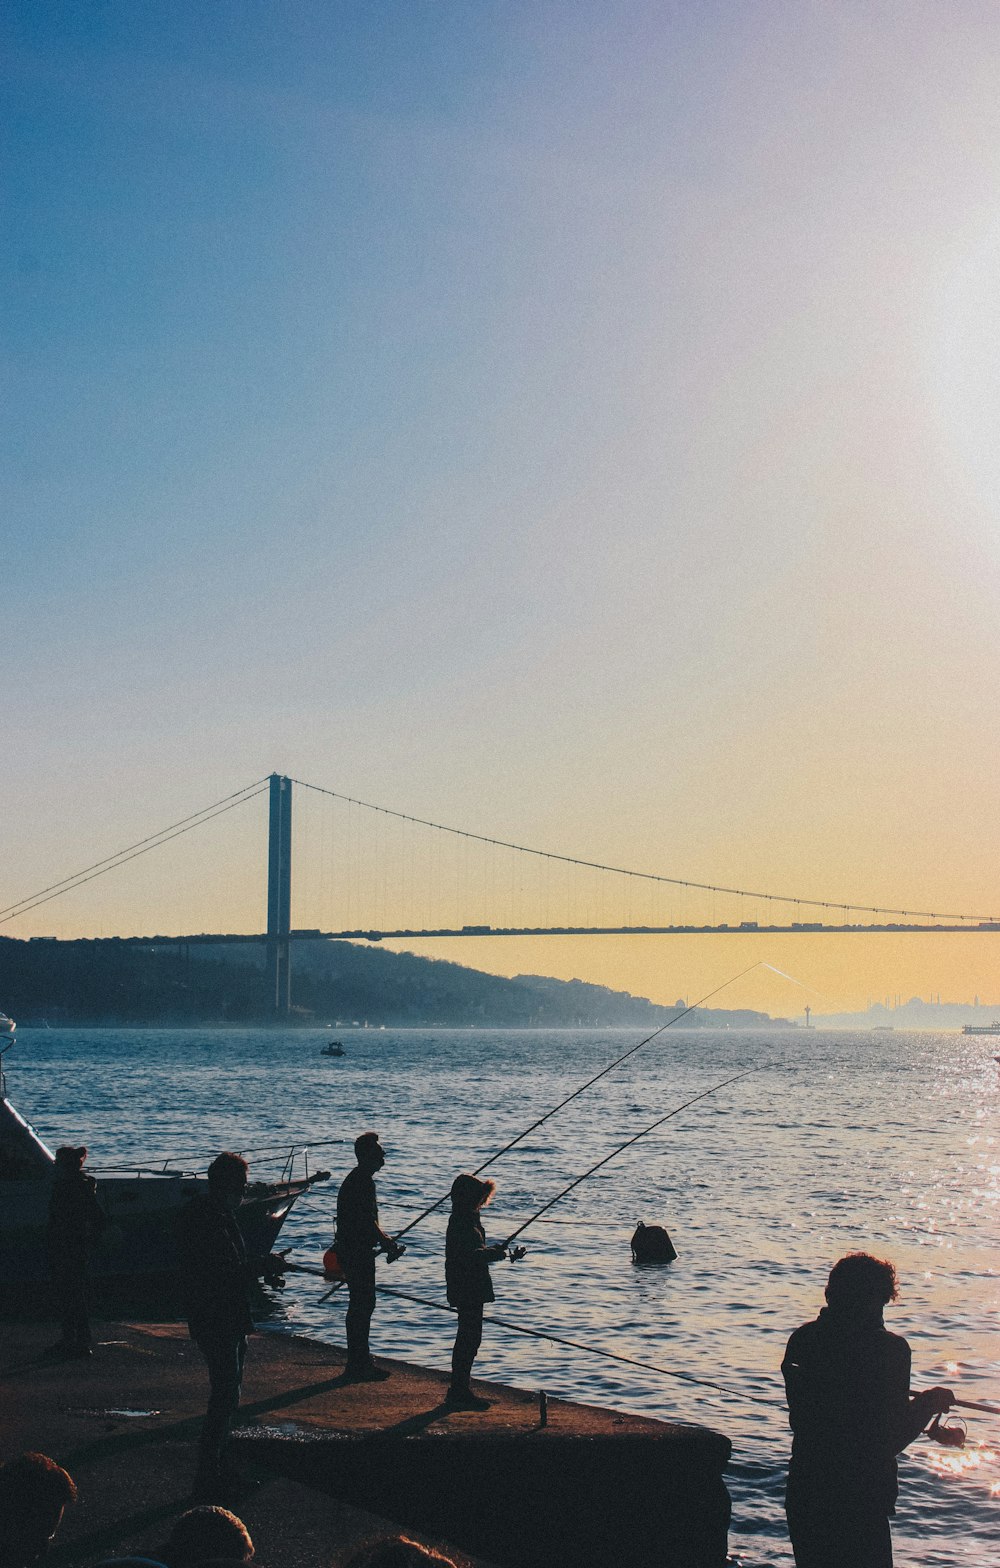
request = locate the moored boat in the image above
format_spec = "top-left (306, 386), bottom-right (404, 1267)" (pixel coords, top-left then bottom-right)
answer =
top-left (0, 1032), bottom-right (330, 1302)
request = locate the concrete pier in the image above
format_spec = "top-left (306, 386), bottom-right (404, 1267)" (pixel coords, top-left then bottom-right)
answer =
top-left (0, 1320), bottom-right (732, 1567)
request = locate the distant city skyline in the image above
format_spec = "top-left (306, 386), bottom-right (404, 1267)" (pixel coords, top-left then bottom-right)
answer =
top-left (5, 3), bottom-right (1000, 1015)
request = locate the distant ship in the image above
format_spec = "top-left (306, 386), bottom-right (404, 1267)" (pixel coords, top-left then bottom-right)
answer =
top-left (962, 1021), bottom-right (1000, 1035)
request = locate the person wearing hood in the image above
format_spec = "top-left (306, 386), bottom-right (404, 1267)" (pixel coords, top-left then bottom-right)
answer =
top-left (175, 1153), bottom-right (287, 1503)
top-left (781, 1252), bottom-right (954, 1567)
top-left (444, 1173), bottom-right (524, 1410)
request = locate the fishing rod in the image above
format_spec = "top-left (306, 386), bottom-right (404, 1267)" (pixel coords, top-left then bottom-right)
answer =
top-left (313, 1066), bottom-right (755, 1303)
top-left (394, 959), bottom-right (767, 1242)
top-left (501, 1067), bottom-right (756, 1246)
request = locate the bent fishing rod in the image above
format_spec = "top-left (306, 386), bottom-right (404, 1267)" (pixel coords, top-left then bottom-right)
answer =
top-left (393, 959), bottom-right (767, 1243)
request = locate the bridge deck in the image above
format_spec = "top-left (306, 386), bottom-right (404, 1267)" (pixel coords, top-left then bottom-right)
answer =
top-left (86, 920), bottom-right (1000, 944)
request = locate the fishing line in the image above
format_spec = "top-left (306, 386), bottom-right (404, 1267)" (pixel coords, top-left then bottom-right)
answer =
top-left (286, 1265), bottom-right (998, 1425)
top-left (502, 1068), bottom-right (756, 1245)
top-left (759, 963), bottom-right (834, 1002)
top-left (314, 1068), bottom-right (756, 1300)
top-left (283, 1263), bottom-right (778, 1407)
top-left (394, 959), bottom-right (766, 1241)
top-left (380, 1285), bottom-right (781, 1407)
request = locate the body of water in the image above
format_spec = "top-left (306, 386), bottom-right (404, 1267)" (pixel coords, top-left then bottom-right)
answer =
top-left (6, 1024), bottom-right (998, 1565)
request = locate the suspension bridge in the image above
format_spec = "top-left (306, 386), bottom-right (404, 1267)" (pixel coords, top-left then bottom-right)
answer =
top-left (3, 773), bottom-right (998, 1014)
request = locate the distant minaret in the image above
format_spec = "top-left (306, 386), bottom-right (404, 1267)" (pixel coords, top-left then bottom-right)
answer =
top-left (804, 1005), bottom-right (812, 1028)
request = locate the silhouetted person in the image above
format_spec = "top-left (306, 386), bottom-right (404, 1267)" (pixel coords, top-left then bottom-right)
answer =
top-left (334, 1132), bottom-right (404, 1381)
top-left (445, 1174), bottom-right (524, 1410)
top-left (782, 1252), bottom-right (955, 1567)
top-left (0, 1452), bottom-right (77, 1568)
top-left (175, 1152), bottom-right (286, 1502)
top-left (44, 1144), bottom-right (105, 1359)
top-left (162, 1506), bottom-right (253, 1567)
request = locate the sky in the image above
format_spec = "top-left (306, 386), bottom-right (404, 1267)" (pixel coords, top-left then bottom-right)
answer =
top-left (4, 0), bottom-right (1000, 1015)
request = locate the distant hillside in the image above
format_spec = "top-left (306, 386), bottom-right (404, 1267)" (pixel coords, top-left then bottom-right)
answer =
top-left (0, 935), bottom-right (792, 1029)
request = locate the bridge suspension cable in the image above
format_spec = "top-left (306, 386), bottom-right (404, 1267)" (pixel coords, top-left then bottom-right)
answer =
top-left (292, 776), bottom-right (997, 926)
top-left (0, 779), bottom-right (269, 927)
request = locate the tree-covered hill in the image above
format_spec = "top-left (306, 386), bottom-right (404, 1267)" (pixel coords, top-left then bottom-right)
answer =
top-left (0, 935), bottom-right (789, 1029)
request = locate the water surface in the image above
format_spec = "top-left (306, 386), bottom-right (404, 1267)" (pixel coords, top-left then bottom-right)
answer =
top-left (9, 1025), bottom-right (999, 1566)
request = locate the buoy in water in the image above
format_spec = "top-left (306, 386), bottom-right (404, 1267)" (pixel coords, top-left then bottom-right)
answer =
top-left (322, 1247), bottom-right (346, 1281)
top-left (631, 1221), bottom-right (677, 1264)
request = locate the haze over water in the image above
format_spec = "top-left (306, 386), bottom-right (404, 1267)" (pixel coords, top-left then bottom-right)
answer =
top-left (11, 1023), bottom-right (999, 1566)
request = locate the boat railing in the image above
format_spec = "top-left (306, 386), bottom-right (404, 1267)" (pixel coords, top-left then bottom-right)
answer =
top-left (90, 1137), bottom-right (344, 1186)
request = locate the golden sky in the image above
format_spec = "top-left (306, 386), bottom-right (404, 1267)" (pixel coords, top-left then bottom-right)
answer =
top-left (5, 3), bottom-right (1000, 1015)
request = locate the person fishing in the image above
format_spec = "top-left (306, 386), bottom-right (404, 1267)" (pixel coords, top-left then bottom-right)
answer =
top-left (781, 1252), bottom-right (955, 1568)
top-left (444, 1174), bottom-right (524, 1410)
top-left (175, 1152), bottom-right (287, 1502)
top-left (334, 1132), bottom-right (405, 1382)
top-left (44, 1145), bottom-right (106, 1361)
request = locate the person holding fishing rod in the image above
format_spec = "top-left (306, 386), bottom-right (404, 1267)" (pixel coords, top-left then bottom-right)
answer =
top-left (335, 1132), bottom-right (405, 1382)
top-left (445, 1174), bottom-right (525, 1409)
top-left (782, 1252), bottom-right (955, 1568)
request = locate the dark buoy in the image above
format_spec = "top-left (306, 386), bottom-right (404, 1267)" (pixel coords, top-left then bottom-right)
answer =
top-left (631, 1221), bottom-right (677, 1264)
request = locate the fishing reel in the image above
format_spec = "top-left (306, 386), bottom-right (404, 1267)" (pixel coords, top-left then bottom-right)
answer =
top-left (927, 1412), bottom-right (967, 1449)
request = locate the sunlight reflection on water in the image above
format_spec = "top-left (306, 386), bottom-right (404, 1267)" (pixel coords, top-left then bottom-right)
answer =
top-left (10, 1025), bottom-right (1000, 1567)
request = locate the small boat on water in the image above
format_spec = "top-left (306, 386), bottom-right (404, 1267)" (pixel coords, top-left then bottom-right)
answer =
top-left (0, 1014), bottom-right (14, 1037)
top-left (0, 1024), bottom-right (331, 1304)
top-left (962, 1021), bottom-right (1000, 1035)
top-left (320, 1040), bottom-right (345, 1057)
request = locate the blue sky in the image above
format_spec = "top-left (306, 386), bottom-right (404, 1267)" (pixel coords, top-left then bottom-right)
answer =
top-left (5, 2), bottom-right (1000, 1010)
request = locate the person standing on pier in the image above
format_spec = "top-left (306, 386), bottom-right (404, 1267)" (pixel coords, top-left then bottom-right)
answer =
top-left (175, 1152), bottom-right (287, 1503)
top-left (44, 1145), bottom-right (106, 1360)
top-left (444, 1173), bottom-right (524, 1410)
top-left (781, 1252), bottom-right (955, 1567)
top-left (334, 1132), bottom-right (405, 1382)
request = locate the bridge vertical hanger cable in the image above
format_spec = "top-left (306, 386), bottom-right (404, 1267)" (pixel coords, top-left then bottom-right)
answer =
top-left (293, 776), bottom-right (997, 925)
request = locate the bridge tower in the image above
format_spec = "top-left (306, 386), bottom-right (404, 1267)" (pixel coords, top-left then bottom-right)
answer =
top-left (266, 773), bottom-right (293, 1015)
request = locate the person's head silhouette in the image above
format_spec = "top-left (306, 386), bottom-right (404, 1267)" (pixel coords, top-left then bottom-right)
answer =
top-left (0, 1452), bottom-right (77, 1568)
top-left (354, 1132), bottom-right (385, 1172)
top-left (825, 1253), bottom-right (898, 1310)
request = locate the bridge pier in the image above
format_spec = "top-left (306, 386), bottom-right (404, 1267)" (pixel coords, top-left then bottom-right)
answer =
top-left (266, 773), bottom-right (292, 1016)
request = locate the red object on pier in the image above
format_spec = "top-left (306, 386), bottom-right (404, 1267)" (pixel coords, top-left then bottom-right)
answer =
top-left (322, 1247), bottom-right (345, 1282)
